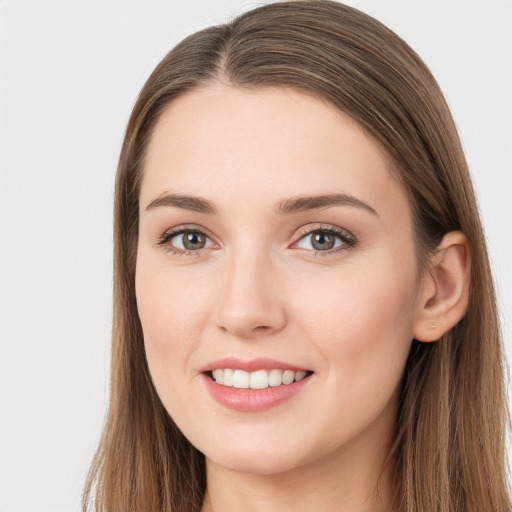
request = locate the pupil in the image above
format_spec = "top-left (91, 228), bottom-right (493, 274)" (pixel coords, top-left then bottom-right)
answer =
top-left (312, 232), bottom-right (335, 250)
top-left (183, 231), bottom-right (205, 250)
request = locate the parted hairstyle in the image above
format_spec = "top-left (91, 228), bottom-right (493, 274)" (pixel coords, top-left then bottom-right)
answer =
top-left (82, 1), bottom-right (511, 511)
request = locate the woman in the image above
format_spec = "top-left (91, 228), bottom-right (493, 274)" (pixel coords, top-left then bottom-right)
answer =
top-left (83, 1), bottom-right (511, 511)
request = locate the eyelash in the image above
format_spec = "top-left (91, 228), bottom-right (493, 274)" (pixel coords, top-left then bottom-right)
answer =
top-left (157, 227), bottom-right (212, 256)
top-left (157, 224), bottom-right (356, 257)
top-left (293, 225), bottom-right (356, 256)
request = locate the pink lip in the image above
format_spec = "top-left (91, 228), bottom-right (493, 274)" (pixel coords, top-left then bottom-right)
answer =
top-left (200, 357), bottom-right (310, 373)
top-left (200, 358), bottom-right (313, 412)
top-left (200, 368), bottom-right (313, 413)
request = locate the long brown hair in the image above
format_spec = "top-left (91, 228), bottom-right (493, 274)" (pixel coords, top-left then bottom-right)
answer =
top-left (82, 1), bottom-right (511, 510)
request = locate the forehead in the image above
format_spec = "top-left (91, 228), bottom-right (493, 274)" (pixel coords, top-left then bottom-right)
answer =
top-left (140, 85), bottom-right (410, 224)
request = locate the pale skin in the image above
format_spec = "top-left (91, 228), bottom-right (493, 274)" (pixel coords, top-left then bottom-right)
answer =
top-left (135, 85), bottom-right (470, 512)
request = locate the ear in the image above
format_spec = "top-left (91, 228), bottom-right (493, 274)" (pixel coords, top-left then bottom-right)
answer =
top-left (413, 231), bottom-right (471, 342)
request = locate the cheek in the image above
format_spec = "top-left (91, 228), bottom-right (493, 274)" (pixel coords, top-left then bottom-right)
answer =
top-left (291, 256), bottom-right (417, 392)
top-left (282, 261), bottom-right (417, 448)
top-left (135, 257), bottom-right (212, 378)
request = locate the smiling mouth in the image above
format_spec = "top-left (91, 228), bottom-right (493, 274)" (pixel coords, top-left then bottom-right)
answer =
top-left (208, 369), bottom-right (313, 389)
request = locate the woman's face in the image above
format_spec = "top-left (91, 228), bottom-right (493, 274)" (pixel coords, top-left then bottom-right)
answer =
top-left (136, 85), bottom-right (425, 476)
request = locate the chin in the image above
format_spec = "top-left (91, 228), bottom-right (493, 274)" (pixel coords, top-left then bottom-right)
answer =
top-left (205, 448), bottom-right (305, 476)
top-left (195, 429), bottom-right (318, 476)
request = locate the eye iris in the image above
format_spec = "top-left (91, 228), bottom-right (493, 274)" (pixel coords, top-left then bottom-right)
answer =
top-left (311, 231), bottom-right (335, 250)
top-left (182, 231), bottom-right (206, 250)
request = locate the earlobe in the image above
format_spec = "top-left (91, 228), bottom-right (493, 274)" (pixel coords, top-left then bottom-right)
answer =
top-left (413, 231), bottom-right (471, 342)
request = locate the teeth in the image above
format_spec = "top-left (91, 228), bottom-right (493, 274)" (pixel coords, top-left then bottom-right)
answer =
top-left (212, 369), bottom-right (223, 384)
top-left (282, 370), bottom-right (295, 385)
top-left (294, 371), bottom-right (307, 382)
top-left (250, 370), bottom-right (268, 389)
top-left (268, 369), bottom-right (283, 387)
top-left (211, 368), bottom-right (309, 389)
top-left (232, 369), bottom-right (250, 389)
top-left (223, 368), bottom-right (234, 387)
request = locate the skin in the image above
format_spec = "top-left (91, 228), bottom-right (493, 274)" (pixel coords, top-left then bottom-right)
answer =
top-left (135, 85), bottom-right (465, 512)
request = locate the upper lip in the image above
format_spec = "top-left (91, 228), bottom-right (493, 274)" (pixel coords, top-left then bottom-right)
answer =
top-left (200, 357), bottom-right (311, 373)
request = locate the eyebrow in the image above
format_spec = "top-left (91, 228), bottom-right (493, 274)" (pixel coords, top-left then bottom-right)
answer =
top-left (145, 193), bottom-right (217, 214)
top-left (276, 193), bottom-right (378, 216)
top-left (145, 192), bottom-right (378, 217)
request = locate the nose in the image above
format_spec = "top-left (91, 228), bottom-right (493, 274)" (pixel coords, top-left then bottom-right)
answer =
top-left (214, 249), bottom-right (287, 339)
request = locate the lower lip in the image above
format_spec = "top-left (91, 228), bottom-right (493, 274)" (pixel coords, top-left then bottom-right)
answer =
top-left (201, 373), bottom-right (312, 412)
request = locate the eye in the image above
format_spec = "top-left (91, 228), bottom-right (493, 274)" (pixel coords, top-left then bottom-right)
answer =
top-left (294, 226), bottom-right (356, 253)
top-left (158, 228), bottom-right (214, 254)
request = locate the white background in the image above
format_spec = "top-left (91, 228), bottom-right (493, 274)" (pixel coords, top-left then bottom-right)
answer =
top-left (0, 1), bottom-right (511, 511)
